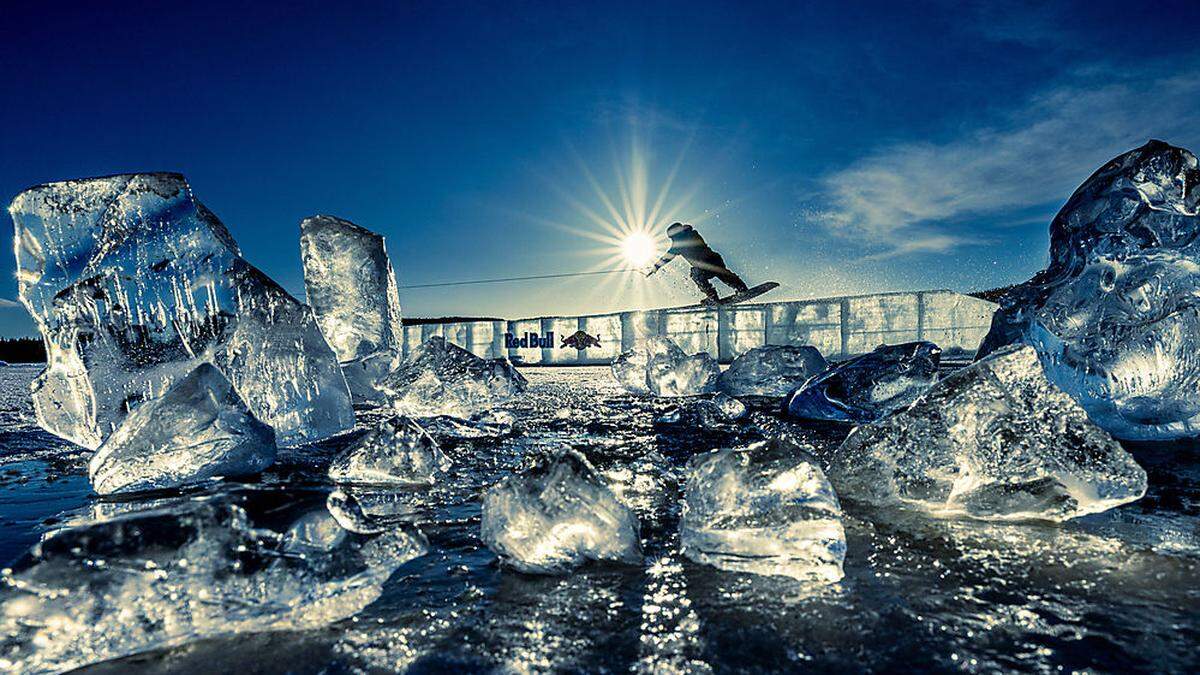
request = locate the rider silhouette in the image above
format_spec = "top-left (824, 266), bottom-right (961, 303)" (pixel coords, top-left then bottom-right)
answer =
top-left (645, 222), bottom-right (749, 301)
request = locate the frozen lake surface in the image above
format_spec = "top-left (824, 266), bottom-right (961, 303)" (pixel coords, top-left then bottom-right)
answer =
top-left (1, 364), bottom-right (1198, 673)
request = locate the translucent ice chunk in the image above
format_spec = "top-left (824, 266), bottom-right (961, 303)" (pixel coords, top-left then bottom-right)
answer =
top-left (611, 341), bottom-right (652, 394)
top-left (712, 391), bottom-right (747, 419)
top-left (9, 173), bottom-right (355, 448)
top-left (0, 490), bottom-right (427, 674)
top-left (329, 415), bottom-right (451, 486)
top-left (418, 410), bottom-right (517, 441)
top-left (717, 345), bottom-right (827, 397)
top-left (378, 336), bottom-right (527, 417)
top-left (978, 141), bottom-right (1200, 440)
top-left (611, 337), bottom-right (719, 397)
top-left (783, 341), bottom-right (940, 422)
top-left (300, 216), bottom-right (404, 404)
top-left (680, 436), bottom-right (846, 583)
top-left (832, 346), bottom-right (1148, 522)
top-left (88, 363), bottom-right (276, 495)
top-left (480, 449), bottom-right (643, 574)
top-left (656, 393), bottom-right (746, 428)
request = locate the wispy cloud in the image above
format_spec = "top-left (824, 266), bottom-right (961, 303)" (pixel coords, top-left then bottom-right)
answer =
top-left (812, 62), bottom-right (1200, 258)
top-left (0, 298), bottom-right (21, 309)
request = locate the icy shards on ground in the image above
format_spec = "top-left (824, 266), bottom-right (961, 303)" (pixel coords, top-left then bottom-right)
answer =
top-left (8, 173), bottom-right (355, 449)
top-left (300, 215), bottom-right (405, 404)
top-left (612, 336), bottom-right (720, 397)
top-left (0, 489), bottom-right (427, 675)
top-left (978, 140), bottom-right (1200, 441)
top-left (717, 345), bottom-right (827, 397)
top-left (784, 341), bottom-right (940, 422)
top-left (88, 364), bottom-right (276, 495)
top-left (418, 410), bottom-right (518, 441)
top-left (832, 345), bottom-right (1147, 521)
top-left (379, 336), bottom-right (527, 417)
top-left (329, 415), bottom-right (451, 486)
top-left (481, 449), bottom-right (643, 574)
top-left (656, 392), bottom-right (747, 427)
top-left (681, 436), bottom-right (846, 583)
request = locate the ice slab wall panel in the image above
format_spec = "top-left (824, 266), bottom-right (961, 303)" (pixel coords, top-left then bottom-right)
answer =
top-left (403, 291), bottom-right (996, 365)
top-left (581, 314), bottom-right (623, 362)
top-left (766, 302), bottom-right (843, 357)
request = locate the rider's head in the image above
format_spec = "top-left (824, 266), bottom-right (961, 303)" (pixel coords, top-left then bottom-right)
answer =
top-left (666, 222), bottom-right (691, 238)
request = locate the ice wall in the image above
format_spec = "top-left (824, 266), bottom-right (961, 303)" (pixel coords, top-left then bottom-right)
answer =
top-left (405, 290), bottom-right (996, 365)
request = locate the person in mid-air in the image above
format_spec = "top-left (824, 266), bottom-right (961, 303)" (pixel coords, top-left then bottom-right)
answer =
top-left (645, 222), bottom-right (749, 302)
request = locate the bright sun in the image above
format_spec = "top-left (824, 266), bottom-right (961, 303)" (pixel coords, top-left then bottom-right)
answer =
top-left (621, 232), bottom-right (657, 267)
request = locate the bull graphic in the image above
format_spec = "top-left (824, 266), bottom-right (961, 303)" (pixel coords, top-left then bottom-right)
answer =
top-left (560, 330), bottom-right (601, 351)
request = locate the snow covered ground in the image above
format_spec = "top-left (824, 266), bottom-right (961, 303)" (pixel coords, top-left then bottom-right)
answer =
top-left (1, 364), bottom-right (1198, 673)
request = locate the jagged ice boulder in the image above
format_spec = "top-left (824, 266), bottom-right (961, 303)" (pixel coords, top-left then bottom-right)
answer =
top-left (0, 491), bottom-right (427, 674)
top-left (611, 336), bottom-right (720, 397)
top-left (681, 437), bottom-right (846, 583)
top-left (88, 363), bottom-right (276, 495)
top-left (300, 215), bottom-right (404, 403)
top-left (378, 336), bottom-right (526, 418)
top-left (480, 449), bottom-right (643, 574)
top-left (717, 344), bottom-right (827, 397)
top-left (784, 341), bottom-right (940, 422)
top-left (9, 173), bottom-right (354, 449)
top-left (831, 346), bottom-right (1147, 522)
top-left (329, 415), bottom-right (451, 486)
top-left (978, 140), bottom-right (1200, 440)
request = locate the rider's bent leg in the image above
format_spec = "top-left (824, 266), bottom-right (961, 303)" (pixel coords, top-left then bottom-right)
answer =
top-left (714, 267), bottom-right (749, 293)
top-left (690, 266), bottom-right (721, 301)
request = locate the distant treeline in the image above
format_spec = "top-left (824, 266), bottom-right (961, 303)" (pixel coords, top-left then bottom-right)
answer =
top-left (0, 337), bottom-right (45, 363)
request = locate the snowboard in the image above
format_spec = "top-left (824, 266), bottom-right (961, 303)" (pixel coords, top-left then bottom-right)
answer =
top-left (698, 282), bottom-right (780, 307)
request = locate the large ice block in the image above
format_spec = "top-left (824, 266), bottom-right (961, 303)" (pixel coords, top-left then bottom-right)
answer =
top-left (717, 344), bottom-right (827, 397)
top-left (0, 490), bottom-right (427, 674)
top-left (300, 215), bottom-right (403, 403)
top-left (88, 363), bottom-right (276, 495)
top-left (832, 346), bottom-right (1147, 521)
top-left (9, 173), bottom-right (355, 448)
top-left (378, 336), bottom-right (527, 417)
top-left (611, 336), bottom-right (719, 397)
top-left (480, 449), bottom-right (643, 574)
top-left (329, 415), bottom-right (451, 486)
top-left (680, 437), bottom-right (846, 583)
top-left (978, 141), bottom-right (1200, 440)
top-left (783, 341), bottom-right (940, 422)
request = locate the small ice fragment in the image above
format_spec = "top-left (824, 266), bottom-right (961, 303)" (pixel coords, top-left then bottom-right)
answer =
top-left (379, 336), bottom-right (527, 417)
top-left (329, 416), bottom-right (451, 486)
top-left (680, 436), bottom-right (846, 583)
top-left (711, 392), bottom-right (747, 420)
top-left (655, 406), bottom-right (683, 424)
top-left (611, 337), bottom-right (719, 397)
top-left (88, 364), bottom-right (276, 495)
top-left (717, 345), bottom-right (827, 397)
top-left (418, 410), bottom-right (517, 441)
top-left (612, 341), bottom-right (652, 395)
top-left (784, 341), bottom-right (940, 422)
top-left (831, 345), bottom-right (1148, 521)
top-left (480, 449), bottom-right (643, 574)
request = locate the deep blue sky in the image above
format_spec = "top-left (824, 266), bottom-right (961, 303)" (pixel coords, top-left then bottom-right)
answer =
top-left (2, 1), bottom-right (1198, 336)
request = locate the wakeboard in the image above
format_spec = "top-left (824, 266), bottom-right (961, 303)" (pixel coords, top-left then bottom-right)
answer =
top-left (694, 282), bottom-right (779, 308)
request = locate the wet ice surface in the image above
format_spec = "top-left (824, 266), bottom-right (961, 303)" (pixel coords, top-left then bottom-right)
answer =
top-left (1, 364), bottom-right (1199, 673)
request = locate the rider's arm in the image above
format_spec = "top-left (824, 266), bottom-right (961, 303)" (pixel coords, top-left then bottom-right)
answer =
top-left (645, 250), bottom-right (676, 276)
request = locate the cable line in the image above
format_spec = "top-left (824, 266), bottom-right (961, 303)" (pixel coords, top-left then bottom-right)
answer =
top-left (399, 268), bottom-right (638, 290)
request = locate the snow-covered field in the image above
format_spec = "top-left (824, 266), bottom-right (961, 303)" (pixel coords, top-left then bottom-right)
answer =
top-left (1, 364), bottom-right (1198, 673)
